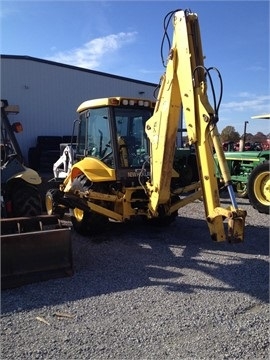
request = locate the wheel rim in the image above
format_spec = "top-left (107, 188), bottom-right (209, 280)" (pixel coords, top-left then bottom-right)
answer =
top-left (45, 195), bottom-right (53, 215)
top-left (253, 171), bottom-right (270, 205)
top-left (73, 207), bottom-right (84, 222)
top-left (236, 182), bottom-right (247, 196)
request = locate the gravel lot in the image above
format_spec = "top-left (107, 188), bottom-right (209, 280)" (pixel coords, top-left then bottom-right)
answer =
top-left (1, 196), bottom-right (269, 360)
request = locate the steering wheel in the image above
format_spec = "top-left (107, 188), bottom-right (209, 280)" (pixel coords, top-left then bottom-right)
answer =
top-left (100, 141), bottom-right (111, 158)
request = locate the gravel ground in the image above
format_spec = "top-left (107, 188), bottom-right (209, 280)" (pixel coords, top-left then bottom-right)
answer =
top-left (1, 196), bottom-right (269, 360)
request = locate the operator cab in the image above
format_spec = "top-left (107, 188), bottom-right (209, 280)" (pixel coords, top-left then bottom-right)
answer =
top-left (76, 97), bottom-right (155, 183)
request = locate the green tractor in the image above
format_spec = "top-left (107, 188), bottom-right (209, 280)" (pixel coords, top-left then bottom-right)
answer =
top-left (216, 115), bottom-right (270, 214)
top-left (1, 100), bottom-right (43, 217)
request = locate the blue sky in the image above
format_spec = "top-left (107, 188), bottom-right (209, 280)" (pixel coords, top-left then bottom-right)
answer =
top-left (1, 0), bottom-right (269, 135)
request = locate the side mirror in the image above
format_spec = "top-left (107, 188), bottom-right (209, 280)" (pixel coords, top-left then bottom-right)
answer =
top-left (11, 122), bottom-right (23, 133)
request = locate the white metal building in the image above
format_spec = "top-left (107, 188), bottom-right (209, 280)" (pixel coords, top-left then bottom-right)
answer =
top-left (1, 55), bottom-right (158, 164)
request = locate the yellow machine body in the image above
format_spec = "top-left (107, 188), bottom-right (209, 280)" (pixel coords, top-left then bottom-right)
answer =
top-left (47, 10), bottom-right (246, 242)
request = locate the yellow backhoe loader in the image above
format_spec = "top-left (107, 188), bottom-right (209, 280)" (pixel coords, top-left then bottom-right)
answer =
top-left (46, 9), bottom-right (246, 243)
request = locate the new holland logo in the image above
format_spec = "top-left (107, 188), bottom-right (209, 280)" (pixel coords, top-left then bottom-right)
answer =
top-left (127, 169), bottom-right (150, 178)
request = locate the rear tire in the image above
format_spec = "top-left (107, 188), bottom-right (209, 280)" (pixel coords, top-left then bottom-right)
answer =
top-left (144, 196), bottom-right (179, 227)
top-left (145, 212), bottom-right (178, 227)
top-left (11, 183), bottom-right (42, 217)
top-left (248, 161), bottom-right (270, 214)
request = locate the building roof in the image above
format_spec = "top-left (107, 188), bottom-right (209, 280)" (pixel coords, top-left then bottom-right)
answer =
top-left (1, 54), bottom-right (158, 87)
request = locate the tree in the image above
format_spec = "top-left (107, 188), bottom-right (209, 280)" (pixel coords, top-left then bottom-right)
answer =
top-left (244, 132), bottom-right (254, 142)
top-left (253, 132), bottom-right (267, 143)
top-left (220, 126), bottom-right (240, 142)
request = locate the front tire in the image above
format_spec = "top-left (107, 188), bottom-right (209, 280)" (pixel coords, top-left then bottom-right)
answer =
top-left (248, 161), bottom-right (270, 214)
top-left (71, 207), bottom-right (108, 236)
top-left (71, 208), bottom-right (92, 235)
top-left (70, 175), bottom-right (109, 235)
top-left (10, 182), bottom-right (42, 217)
top-left (45, 188), bottom-right (66, 217)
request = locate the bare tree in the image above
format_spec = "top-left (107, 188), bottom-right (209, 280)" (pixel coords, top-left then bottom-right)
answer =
top-left (220, 126), bottom-right (240, 142)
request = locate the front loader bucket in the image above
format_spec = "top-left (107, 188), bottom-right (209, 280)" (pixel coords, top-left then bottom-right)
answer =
top-left (1, 215), bottom-right (73, 290)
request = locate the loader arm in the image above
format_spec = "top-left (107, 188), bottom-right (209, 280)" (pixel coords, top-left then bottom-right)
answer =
top-left (145, 10), bottom-right (246, 242)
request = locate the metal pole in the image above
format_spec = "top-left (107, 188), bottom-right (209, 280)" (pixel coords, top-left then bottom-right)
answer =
top-left (243, 121), bottom-right (249, 150)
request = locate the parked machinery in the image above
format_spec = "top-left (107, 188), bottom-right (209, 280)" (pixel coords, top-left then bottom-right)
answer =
top-left (1, 100), bottom-right (42, 217)
top-left (46, 9), bottom-right (246, 242)
top-left (1, 100), bottom-right (73, 290)
top-left (216, 114), bottom-right (270, 214)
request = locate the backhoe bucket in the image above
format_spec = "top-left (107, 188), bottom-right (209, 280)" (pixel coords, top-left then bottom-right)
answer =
top-left (1, 215), bottom-right (73, 290)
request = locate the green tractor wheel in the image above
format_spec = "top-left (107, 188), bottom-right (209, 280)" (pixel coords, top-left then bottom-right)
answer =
top-left (248, 161), bottom-right (270, 214)
top-left (236, 182), bottom-right (248, 198)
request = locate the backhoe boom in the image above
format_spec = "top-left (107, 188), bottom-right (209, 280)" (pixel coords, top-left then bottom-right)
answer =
top-left (145, 10), bottom-right (246, 242)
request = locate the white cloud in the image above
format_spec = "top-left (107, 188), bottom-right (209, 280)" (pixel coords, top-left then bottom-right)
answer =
top-left (246, 65), bottom-right (265, 72)
top-left (238, 92), bottom-right (254, 98)
top-left (47, 32), bottom-right (137, 69)
top-left (221, 94), bottom-right (270, 113)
